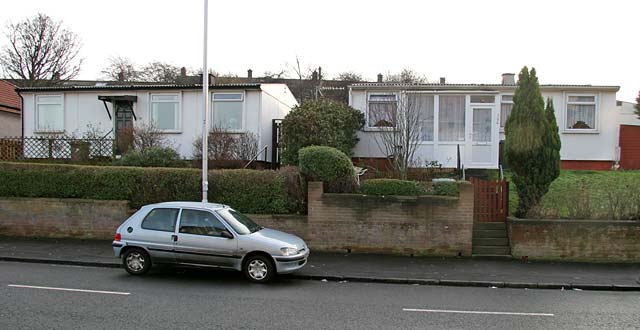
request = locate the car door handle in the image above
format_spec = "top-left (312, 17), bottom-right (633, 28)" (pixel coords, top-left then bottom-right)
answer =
top-left (171, 235), bottom-right (178, 242)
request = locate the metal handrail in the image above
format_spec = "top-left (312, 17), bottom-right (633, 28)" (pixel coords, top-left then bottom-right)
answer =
top-left (244, 145), bottom-right (268, 169)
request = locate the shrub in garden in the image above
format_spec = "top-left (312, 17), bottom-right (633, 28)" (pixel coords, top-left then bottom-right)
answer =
top-left (117, 147), bottom-right (184, 167)
top-left (298, 146), bottom-right (356, 192)
top-left (358, 179), bottom-right (426, 196)
top-left (281, 99), bottom-right (364, 165)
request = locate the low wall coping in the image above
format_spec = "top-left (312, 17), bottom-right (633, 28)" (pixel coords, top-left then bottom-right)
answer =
top-left (0, 197), bottom-right (129, 205)
top-left (322, 193), bottom-right (458, 202)
top-left (507, 217), bottom-right (640, 227)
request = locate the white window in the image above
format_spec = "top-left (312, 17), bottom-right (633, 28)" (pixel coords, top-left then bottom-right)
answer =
top-left (35, 95), bottom-right (64, 132)
top-left (470, 95), bottom-right (495, 104)
top-left (213, 93), bottom-right (244, 131)
top-left (150, 94), bottom-right (180, 131)
top-left (407, 93), bottom-right (434, 142)
top-left (367, 93), bottom-right (397, 128)
top-left (500, 95), bottom-right (513, 129)
top-left (566, 95), bottom-right (597, 130)
top-left (438, 95), bottom-right (466, 142)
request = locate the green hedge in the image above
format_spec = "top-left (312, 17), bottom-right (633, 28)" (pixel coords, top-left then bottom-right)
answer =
top-left (432, 182), bottom-right (459, 197)
top-left (358, 179), bottom-right (427, 196)
top-left (298, 146), bottom-right (356, 193)
top-left (0, 162), bottom-right (291, 214)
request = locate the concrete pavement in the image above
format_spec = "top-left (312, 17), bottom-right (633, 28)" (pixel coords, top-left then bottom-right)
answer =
top-left (1, 236), bottom-right (639, 290)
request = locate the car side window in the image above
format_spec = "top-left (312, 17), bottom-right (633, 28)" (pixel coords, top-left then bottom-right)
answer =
top-left (141, 208), bottom-right (179, 232)
top-left (179, 209), bottom-right (227, 237)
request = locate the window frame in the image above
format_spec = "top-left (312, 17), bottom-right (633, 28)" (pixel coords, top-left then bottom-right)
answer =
top-left (35, 94), bottom-right (65, 133)
top-left (211, 91), bottom-right (246, 133)
top-left (365, 91), bottom-right (398, 130)
top-left (140, 207), bottom-right (180, 233)
top-left (437, 94), bottom-right (467, 143)
top-left (499, 94), bottom-right (514, 132)
top-left (406, 92), bottom-right (435, 144)
top-left (149, 93), bottom-right (182, 133)
top-left (564, 93), bottom-right (598, 133)
top-left (177, 208), bottom-right (234, 238)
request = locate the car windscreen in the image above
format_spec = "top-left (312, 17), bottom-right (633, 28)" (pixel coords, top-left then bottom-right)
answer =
top-left (215, 209), bottom-right (262, 235)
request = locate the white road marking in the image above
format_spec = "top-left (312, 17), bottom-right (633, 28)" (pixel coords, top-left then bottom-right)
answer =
top-left (8, 284), bottom-right (130, 296)
top-left (403, 308), bottom-right (554, 317)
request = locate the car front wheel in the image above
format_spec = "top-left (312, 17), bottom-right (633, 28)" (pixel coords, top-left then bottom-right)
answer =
top-left (244, 255), bottom-right (275, 283)
top-left (122, 248), bottom-right (151, 275)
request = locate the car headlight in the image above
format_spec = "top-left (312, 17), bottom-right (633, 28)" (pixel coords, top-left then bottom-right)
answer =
top-left (280, 247), bottom-right (299, 256)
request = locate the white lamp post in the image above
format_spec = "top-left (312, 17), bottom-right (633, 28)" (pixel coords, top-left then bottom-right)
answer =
top-left (201, 0), bottom-right (209, 203)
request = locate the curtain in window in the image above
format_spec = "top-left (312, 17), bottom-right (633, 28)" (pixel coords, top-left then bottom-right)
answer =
top-left (37, 104), bottom-right (64, 131)
top-left (567, 104), bottom-right (595, 129)
top-left (408, 94), bottom-right (434, 141)
top-left (438, 95), bottom-right (466, 141)
top-left (368, 102), bottom-right (396, 127)
top-left (213, 102), bottom-right (243, 130)
top-left (500, 103), bottom-right (513, 128)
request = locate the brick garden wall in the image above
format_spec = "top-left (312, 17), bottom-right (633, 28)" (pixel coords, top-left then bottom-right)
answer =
top-left (0, 182), bottom-right (475, 257)
top-left (508, 218), bottom-right (640, 262)
top-left (306, 181), bottom-right (474, 256)
top-left (0, 198), bottom-right (131, 239)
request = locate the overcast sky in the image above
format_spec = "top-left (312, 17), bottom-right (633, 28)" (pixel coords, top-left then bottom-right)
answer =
top-left (1, 0), bottom-right (638, 101)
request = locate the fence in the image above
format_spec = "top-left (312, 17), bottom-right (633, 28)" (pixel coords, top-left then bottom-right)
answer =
top-left (469, 177), bottom-right (509, 222)
top-left (0, 136), bottom-right (115, 161)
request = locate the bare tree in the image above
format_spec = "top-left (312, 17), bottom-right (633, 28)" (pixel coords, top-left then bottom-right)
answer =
top-left (192, 126), bottom-right (258, 161)
top-left (334, 71), bottom-right (363, 82)
top-left (132, 122), bottom-right (172, 151)
top-left (101, 56), bottom-right (142, 82)
top-left (385, 68), bottom-right (428, 84)
top-left (141, 61), bottom-right (180, 83)
top-left (263, 69), bottom-right (286, 79)
top-left (0, 13), bottom-right (83, 86)
top-left (374, 92), bottom-right (424, 180)
top-left (287, 55), bottom-right (314, 80)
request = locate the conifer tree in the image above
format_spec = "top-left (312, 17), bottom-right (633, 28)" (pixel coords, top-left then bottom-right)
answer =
top-left (504, 67), bottom-right (559, 217)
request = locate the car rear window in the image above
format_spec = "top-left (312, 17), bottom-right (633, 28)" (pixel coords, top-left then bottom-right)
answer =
top-left (141, 208), bottom-right (179, 232)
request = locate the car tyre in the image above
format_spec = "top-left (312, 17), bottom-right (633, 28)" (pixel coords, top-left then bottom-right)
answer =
top-left (122, 248), bottom-right (151, 275)
top-left (243, 255), bottom-right (275, 283)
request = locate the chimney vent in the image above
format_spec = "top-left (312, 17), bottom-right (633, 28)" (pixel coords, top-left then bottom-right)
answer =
top-left (502, 73), bottom-right (515, 85)
top-left (318, 67), bottom-right (322, 80)
top-left (180, 67), bottom-right (187, 77)
top-left (312, 70), bottom-right (318, 81)
top-left (440, 77), bottom-right (446, 84)
top-left (247, 69), bottom-right (253, 78)
top-left (377, 73), bottom-right (383, 83)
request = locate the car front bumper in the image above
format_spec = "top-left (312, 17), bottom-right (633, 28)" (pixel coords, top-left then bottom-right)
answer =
top-left (273, 249), bottom-right (310, 274)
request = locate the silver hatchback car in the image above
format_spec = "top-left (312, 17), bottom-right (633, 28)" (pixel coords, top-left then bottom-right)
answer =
top-left (112, 201), bottom-right (309, 283)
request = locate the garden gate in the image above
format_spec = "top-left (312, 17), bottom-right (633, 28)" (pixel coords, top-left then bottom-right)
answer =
top-left (469, 177), bottom-right (509, 222)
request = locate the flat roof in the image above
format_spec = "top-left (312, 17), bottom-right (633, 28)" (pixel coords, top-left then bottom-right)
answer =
top-left (17, 83), bottom-right (263, 92)
top-left (349, 82), bottom-right (620, 92)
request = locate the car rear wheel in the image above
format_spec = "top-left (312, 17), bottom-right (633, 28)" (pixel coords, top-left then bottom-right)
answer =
top-left (122, 248), bottom-right (151, 275)
top-left (244, 255), bottom-right (275, 283)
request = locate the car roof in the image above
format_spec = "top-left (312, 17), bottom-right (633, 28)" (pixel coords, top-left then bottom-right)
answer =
top-left (145, 201), bottom-right (229, 211)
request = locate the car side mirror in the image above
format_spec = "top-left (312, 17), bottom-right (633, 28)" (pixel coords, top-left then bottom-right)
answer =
top-left (220, 230), bottom-right (234, 239)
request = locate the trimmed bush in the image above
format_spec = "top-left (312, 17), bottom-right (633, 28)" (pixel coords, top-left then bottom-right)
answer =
top-left (117, 147), bottom-right (184, 168)
top-left (358, 179), bottom-right (426, 196)
top-left (432, 182), bottom-right (459, 197)
top-left (0, 162), bottom-right (291, 214)
top-left (298, 146), bottom-right (355, 192)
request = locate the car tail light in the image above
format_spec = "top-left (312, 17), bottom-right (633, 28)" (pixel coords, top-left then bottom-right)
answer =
top-left (114, 233), bottom-right (121, 242)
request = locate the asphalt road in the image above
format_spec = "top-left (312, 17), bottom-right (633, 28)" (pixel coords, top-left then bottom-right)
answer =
top-left (1, 262), bottom-right (639, 330)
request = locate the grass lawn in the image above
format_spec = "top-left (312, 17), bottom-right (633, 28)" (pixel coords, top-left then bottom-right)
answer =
top-left (505, 170), bottom-right (640, 219)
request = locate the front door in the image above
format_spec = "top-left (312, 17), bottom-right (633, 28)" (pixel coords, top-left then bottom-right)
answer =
top-left (114, 101), bottom-right (134, 155)
top-left (466, 105), bottom-right (496, 168)
top-left (174, 208), bottom-right (239, 267)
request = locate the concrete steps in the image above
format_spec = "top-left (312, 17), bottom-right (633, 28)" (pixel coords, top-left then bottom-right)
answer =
top-left (472, 222), bottom-right (511, 258)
